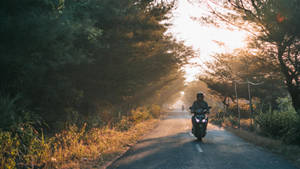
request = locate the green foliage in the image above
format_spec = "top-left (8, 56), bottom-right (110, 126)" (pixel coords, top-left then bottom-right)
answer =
top-left (0, 94), bottom-right (22, 130)
top-left (0, 0), bottom-right (189, 129)
top-left (202, 49), bottom-right (286, 111)
top-left (255, 97), bottom-right (300, 144)
top-left (284, 119), bottom-right (300, 145)
top-left (200, 0), bottom-right (300, 113)
top-left (0, 94), bottom-right (42, 131)
top-left (0, 1), bottom-right (188, 167)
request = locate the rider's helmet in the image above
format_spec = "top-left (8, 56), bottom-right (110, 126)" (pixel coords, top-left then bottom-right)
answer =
top-left (197, 92), bottom-right (204, 99)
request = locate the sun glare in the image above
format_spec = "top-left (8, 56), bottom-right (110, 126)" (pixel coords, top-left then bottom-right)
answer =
top-left (169, 0), bottom-right (248, 82)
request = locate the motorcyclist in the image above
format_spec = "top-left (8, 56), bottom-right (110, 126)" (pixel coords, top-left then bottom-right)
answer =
top-left (190, 92), bottom-right (209, 134)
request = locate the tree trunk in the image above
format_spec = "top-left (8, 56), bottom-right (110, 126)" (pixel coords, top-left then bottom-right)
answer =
top-left (222, 96), bottom-right (230, 118)
top-left (290, 87), bottom-right (300, 114)
top-left (277, 44), bottom-right (300, 115)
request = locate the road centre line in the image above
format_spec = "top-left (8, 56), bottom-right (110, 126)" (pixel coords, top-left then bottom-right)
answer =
top-left (195, 144), bottom-right (203, 153)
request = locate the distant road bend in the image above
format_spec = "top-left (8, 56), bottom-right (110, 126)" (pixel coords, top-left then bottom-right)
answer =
top-left (107, 110), bottom-right (298, 169)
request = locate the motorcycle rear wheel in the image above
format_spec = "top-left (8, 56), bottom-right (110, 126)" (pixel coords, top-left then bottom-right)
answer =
top-left (197, 136), bottom-right (202, 141)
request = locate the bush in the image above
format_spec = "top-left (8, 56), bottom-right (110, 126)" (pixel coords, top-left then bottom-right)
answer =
top-left (284, 119), bottom-right (300, 145)
top-left (228, 101), bottom-right (254, 118)
top-left (228, 115), bottom-right (239, 127)
top-left (149, 104), bottom-right (161, 118)
top-left (115, 116), bottom-right (132, 131)
top-left (130, 107), bottom-right (152, 124)
top-left (0, 94), bottom-right (23, 130)
top-left (256, 110), bottom-right (297, 137)
top-left (210, 117), bottom-right (223, 126)
top-left (0, 94), bottom-right (42, 131)
top-left (255, 97), bottom-right (300, 144)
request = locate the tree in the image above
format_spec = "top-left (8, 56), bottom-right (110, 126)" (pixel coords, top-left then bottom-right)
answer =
top-left (201, 49), bottom-right (286, 110)
top-left (0, 0), bottom-right (192, 129)
top-left (198, 0), bottom-right (300, 114)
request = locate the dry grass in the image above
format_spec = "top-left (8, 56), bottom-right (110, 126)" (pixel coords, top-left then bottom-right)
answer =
top-left (49, 119), bottom-right (159, 169)
top-left (240, 119), bottom-right (251, 127)
top-left (0, 106), bottom-right (163, 169)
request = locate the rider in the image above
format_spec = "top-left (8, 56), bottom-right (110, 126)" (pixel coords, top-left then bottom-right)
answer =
top-left (190, 92), bottom-right (209, 134)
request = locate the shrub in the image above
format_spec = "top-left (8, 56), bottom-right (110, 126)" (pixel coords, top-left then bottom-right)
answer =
top-left (228, 101), bottom-right (254, 118)
top-left (228, 115), bottom-right (239, 127)
top-left (149, 104), bottom-right (161, 118)
top-left (130, 107), bottom-right (152, 124)
top-left (284, 119), bottom-right (300, 144)
top-left (115, 116), bottom-right (132, 131)
top-left (256, 110), bottom-right (296, 137)
top-left (255, 97), bottom-right (300, 144)
top-left (210, 117), bottom-right (223, 126)
top-left (0, 94), bottom-right (22, 130)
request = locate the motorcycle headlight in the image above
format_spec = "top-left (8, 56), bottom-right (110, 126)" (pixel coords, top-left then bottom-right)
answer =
top-left (195, 118), bottom-right (200, 123)
top-left (202, 119), bottom-right (206, 123)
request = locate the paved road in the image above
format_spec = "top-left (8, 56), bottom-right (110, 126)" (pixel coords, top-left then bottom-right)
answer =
top-left (107, 110), bottom-right (298, 169)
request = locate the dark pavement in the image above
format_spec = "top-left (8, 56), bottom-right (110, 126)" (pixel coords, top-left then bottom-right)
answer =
top-left (107, 110), bottom-right (298, 169)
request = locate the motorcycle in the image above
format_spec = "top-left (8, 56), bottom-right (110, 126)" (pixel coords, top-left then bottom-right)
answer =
top-left (190, 107), bottom-right (211, 141)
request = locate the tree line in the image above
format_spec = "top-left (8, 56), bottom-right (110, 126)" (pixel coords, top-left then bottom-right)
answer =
top-left (0, 0), bottom-right (191, 131)
top-left (197, 0), bottom-right (300, 115)
top-left (194, 0), bottom-right (300, 144)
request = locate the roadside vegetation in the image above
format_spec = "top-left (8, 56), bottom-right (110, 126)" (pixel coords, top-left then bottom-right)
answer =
top-left (210, 97), bottom-right (300, 167)
top-left (0, 0), bottom-right (188, 168)
top-left (184, 0), bottom-right (300, 166)
top-left (0, 105), bottom-right (163, 169)
top-left (188, 0), bottom-right (300, 146)
top-left (211, 97), bottom-right (300, 144)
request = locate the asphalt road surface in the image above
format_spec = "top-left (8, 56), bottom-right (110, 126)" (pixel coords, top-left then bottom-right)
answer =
top-left (107, 110), bottom-right (298, 169)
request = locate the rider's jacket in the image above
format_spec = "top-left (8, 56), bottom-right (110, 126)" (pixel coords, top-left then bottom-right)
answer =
top-left (190, 100), bottom-right (208, 113)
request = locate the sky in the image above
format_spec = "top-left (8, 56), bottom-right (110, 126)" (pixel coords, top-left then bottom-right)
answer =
top-left (168, 0), bottom-right (248, 82)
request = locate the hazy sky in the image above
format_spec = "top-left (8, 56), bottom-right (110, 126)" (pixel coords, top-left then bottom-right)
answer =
top-left (168, 0), bottom-right (248, 82)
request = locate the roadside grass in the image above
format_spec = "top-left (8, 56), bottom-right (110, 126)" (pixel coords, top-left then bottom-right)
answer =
top-left (66, 119), bottom-right (159, 169)
top-left (0, 105), bottom-right (162, 169)
top-left (211, 118), bottom-right (300, 168)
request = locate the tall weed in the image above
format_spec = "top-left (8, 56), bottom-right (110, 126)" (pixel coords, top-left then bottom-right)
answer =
top-left (0, 105), bottom-right (162, 168)
top-left (0, 131), bottom-right (19, 169)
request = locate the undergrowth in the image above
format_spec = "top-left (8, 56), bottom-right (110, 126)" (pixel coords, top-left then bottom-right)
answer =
top-left (0, 105), bottom-right (161, 169)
